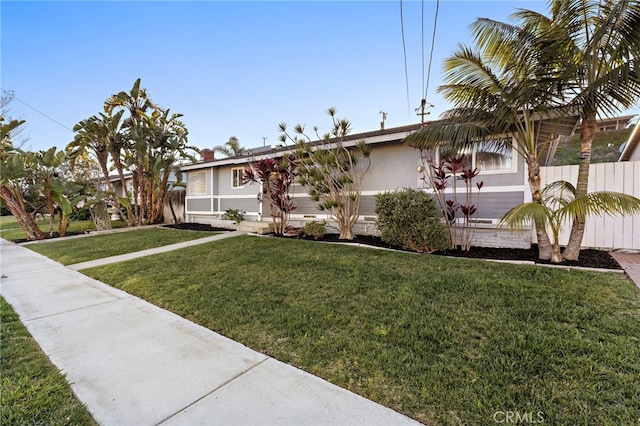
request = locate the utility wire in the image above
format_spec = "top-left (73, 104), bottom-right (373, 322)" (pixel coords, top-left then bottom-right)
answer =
top-left (1, 88), bottom-right (74, 133)
top-left (421, 0), bottom-right (425, 99)
top-left (400, 0), bottom-right (411, 118)
top-left (424, 0), bottom-right (440, 102)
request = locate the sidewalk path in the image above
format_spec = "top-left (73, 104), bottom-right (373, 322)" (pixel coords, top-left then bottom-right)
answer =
top-left (610, 250), bottom-right (640, 291)
top-left (66, 230), bottom-right (247, 270)
top-left (0, 238), bottom-right (419, 425)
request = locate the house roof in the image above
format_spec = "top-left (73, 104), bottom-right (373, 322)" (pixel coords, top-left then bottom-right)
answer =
top-left (179, 123), bottom-right (426, 171)
top-left (618, 119), bottom-right (640, 161)
top-left (180, 113), bottom-right (585, 172)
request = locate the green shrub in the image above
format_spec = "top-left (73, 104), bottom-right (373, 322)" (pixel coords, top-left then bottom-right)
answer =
top-left (68, 206), bottom-right (92, 221)
top-left (222, 208), bottom-right (244, 224)
top-left (302, 220), bottom-right (326, 240)
top-left (375, 188), bottom-right (448, 253)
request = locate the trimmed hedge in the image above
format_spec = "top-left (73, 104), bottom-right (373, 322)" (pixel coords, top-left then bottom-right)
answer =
top-left (375, 188), bottom-right (448, 252)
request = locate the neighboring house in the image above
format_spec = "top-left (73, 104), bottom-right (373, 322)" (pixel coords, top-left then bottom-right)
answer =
top-left (181, 120), bottom-right (577, 248)
top-left (99, 171), bottom-right (186, 223)
top-left (570, 114), bottom-right (636, 135)
top-left (618, 119), bottom-right (640, 162)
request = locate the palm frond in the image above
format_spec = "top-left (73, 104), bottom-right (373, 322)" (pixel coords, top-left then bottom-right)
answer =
top-left (499, 202), bottom-right (551, 229)
top-left (557, 191), bottom-right (640, 222)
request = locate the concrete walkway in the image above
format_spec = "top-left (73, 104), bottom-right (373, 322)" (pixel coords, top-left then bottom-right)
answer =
top-left (66, 230), bottom-right (247, 270)
top-left (0, 238), bottom-right (419, 425)
top-left (610, 250), bottom-right (640, 291)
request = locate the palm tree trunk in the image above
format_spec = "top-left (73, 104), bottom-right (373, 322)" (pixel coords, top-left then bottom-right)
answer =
top-left (527, 156), bottom-right (553, 260)
top-left (0, 186), bottom-right (46, 240)
top-left (563, 117), bottom-right (595, 261)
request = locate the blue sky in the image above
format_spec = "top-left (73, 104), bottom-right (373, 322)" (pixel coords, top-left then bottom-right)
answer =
top-left (5, 0), bottom-right (633, 155)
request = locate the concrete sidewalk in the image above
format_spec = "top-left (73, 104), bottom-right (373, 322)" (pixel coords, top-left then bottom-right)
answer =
top-left (65, 230), bottom-right (247, 270)
top-left (0, 238), bottom-right (419, 425)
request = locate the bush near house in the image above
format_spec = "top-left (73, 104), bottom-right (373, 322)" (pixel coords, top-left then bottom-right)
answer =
top-left (375, 188), bottom-right (448, 253)
top-left (302, 220), bottom-right (326, 240)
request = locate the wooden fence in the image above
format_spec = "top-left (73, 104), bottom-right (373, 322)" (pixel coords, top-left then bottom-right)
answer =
top-left (540, 161), bottom-right (640, 250)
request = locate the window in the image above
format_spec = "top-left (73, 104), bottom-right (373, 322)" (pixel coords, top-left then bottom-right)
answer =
top-left (232, 168), bottom-right (245, 188)
top-left (475, 140), bottom-right (513, 171)
top-left (188, 171), bottom-right (206, 195)
top-left (438, 138), bottom-right (513, 173)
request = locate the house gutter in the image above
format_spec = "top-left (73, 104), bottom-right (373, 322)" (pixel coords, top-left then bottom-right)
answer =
top-left (618, 119), bottom-right (640, 161)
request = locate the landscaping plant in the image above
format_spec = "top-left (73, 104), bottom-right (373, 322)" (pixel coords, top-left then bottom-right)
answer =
top-left (421, 154), bottom-right (483, 250)
top-left (221, 208), bottom-right (244, 224)
top-left (302, 220), bottom-right (326, 240)
top-left (282, 108), bottom-right (371, 240)
top-left (243, 156), bottom-right (297, 235)
top-left (375, 187), bottom-right (448, 252)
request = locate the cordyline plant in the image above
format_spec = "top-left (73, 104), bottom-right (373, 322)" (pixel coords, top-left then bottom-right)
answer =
top-left (422, 153), bottom-right (483, 250)
top-left (243, 156), bottom-right (297, 235)
top-left (281, 108), bottom-right (371, 240)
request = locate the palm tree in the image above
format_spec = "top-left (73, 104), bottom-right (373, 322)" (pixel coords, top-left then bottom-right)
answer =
top-left (213, 136), bottom-right (244, 158)
top-left (1, 118), bottom-right (46, 240)
top-left (405, 15), bottom-right (565, 260)
top-left (68, 110), bottom-right (135, 226)
top-left (501, 180), bottom-right (640, 263)
top-left (513, 0), bottom-right (640, 260)
top-left (142, 108), bottom-right (196, 224)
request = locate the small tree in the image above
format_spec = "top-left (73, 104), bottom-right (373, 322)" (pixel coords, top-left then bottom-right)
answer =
top-left (243, 156), bottom-right (297, 235)
top-left (282, 108), bottom-right (371, 240)
top-left (501, 180), bottom-right (640, 263)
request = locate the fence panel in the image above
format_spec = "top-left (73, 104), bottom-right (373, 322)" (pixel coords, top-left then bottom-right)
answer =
top-left (540, 161), bottom-right (640, 250)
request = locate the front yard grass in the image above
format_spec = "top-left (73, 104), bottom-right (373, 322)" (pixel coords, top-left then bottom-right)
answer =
top-left (79, 235), bottom-right (640, 425)
top-left (0, 297), bottom-right (97, 425)
top-left (26, 227), bottom-right (220, 265)
top-left (0, 216), bottom-right (126, 241)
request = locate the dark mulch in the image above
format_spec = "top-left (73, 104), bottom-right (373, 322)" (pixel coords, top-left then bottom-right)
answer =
top-left (166, 222), bottom-right (622, 270)
top-left (288, 233), bottom-right (622, 270)
top-left (163, 223), bottom-right (232, 232)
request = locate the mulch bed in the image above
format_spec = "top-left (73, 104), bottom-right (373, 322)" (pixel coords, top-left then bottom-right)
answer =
top-left (168, 222), bottom-right (621, 271)
top-left (163, 223), bottom-right (232, 232)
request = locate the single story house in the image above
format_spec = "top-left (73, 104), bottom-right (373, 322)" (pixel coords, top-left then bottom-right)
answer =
top-left (180, 118), bottom-right (579, 248)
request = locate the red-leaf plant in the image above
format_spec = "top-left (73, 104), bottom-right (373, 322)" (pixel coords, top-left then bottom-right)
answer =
top-left (423, 154), bottom-right (483, 250)
top-left (243, 155), bottom-right (297, 235)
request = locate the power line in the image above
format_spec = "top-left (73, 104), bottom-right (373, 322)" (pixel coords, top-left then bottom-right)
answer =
top-left (0, 88), bottom-right (74, 133)
top-left (424, 0), bottom-right (440, 102)
top-left (400, 0), bottom-right (411, 118)
top-left (421, 0), bottom-right (425, 99)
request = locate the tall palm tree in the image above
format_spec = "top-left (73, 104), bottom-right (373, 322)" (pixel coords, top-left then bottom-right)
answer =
top-left (213, 136), bottom-right (244, 158)
top-left (514, 0), bottom-right (640, 260)
top-left (405, 15), bottom-right (565, 260)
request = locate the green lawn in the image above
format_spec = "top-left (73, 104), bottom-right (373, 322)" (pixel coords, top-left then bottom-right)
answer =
top-left (0, 297), bottom-right (97, 425)
top-left (0, 215), bottom-right (127, 241)
top-left (79, 235), bottom-right (640, 425)
top-left (27, 227), bottom-right (220, 265)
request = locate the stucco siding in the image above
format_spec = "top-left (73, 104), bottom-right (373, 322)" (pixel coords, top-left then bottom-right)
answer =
top-left (216, 165), bottom-right (257, 196)
top-left (362, 142), bottom-right (420, 191)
